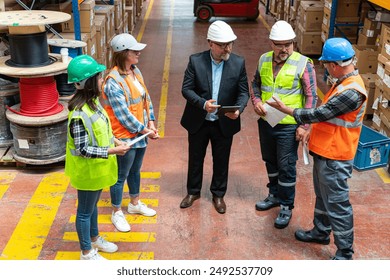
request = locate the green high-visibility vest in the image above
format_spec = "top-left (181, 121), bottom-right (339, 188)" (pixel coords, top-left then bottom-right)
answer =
top-left (65, 100), bottom-right (118, 191)
top-left (258, 51), bottom-right (311, 124)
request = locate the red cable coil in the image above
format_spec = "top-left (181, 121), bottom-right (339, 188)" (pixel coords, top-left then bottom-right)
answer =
top-left (8, 76), bottom-right (63, 116)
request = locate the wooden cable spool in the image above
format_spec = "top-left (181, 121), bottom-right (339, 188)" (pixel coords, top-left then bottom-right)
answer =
top-left (0, 11), bottom-right (72, 164)
top-left (0, 80), bottom-right (19, 147)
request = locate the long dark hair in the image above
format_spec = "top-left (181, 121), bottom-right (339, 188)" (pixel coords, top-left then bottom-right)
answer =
top-left (68, 73), bottom-right (100, 112)
top-left (111, 50), bottom-right (135, 74)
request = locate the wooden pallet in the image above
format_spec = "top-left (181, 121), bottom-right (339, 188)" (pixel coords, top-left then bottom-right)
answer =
top-left (0, 146), bottom-right (65, 168)
top-left (0, 145), bottom-right (20, 166)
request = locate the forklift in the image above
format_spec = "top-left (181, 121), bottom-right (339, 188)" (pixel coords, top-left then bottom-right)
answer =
top-left (194, 0), bottom-right (260, 22)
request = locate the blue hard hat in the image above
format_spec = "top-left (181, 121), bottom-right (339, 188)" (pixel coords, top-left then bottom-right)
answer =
top-left (319, 38), bottom-right (355, 62)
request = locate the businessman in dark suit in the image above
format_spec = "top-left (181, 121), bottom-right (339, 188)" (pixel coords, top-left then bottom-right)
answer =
top-left (180, 20), bottom-right (249, 214)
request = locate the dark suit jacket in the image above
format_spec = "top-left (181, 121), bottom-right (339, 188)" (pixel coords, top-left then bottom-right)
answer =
top-left (180, 50), bottom-right (249, 137)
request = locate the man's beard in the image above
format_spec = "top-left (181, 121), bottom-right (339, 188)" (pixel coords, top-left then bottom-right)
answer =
top-left (279, 52), bottom-right (289, 61)
top-left (221, 53), bottom-right (230, 61)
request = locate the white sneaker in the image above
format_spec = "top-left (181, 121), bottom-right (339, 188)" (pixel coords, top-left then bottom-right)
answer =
top-left (111, 210), bottom-right (131, 232)
top-left (128, 201), bottom-right (156, 217)
top-left (80, 248), bottom-right (106, 260)
top-left (92, 236), bottom-right (118, 253)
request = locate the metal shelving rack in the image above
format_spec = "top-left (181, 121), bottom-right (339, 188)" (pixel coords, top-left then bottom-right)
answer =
top-left (327, 0), bottom-right (364, 42)
top-left (72, 0), bottom-right (114, 55)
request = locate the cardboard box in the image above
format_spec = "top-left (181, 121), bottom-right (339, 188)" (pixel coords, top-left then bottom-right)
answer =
top-left (358, 32), bottom-right (378, 46)
top-left (96, 0), bottom-right (123, 29)
top-left (384, 61), bottom-right (390, 88)
top-left (323, 6), bottom-right (360, 27)
top-left (362, 18), bottom-right (382, 38)
top-left (61, 9), bottom-right (95, 33)
top-left (298, 1), bottom-right (323, 31)
top-left (297, 23), bottom-right (322, 55)
top-left (361, 73), bottom-right (379, 114)
top-left (377, 53), bottom-right (389, 79)
top-left (380, 24), bottom-right (390, 60)
top-left (353, 45), bottom-right (379, 74)
top-left (94, 5), bottom-right (116, 40)
top-left (125, 6), bottom-right (134, 34)
top-left (94, 15), bottom-right (106, 59)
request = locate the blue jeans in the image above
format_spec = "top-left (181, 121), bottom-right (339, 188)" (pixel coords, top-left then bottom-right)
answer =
top-left (76, 189), bottom-right (102, 251)
top-left (258, 118), bottom-right (298, 207)
top-left (110, 147), bottom-right (146, 208)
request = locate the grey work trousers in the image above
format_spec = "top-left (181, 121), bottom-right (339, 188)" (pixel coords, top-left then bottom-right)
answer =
top-left (312, 155), bottom-right (354, 259)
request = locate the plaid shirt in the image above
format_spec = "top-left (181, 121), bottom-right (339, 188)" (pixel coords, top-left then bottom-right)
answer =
top-left (293, 71), bottom-right (365, 124)
top-left (69, 108), bottom-right (109, 159)
top-left (103, 77), bottom-right (155, 148)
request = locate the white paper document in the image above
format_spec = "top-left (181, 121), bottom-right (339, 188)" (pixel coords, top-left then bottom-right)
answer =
top-left (263, 103), bottom-right (287, 127)
top-left (127, 131), bottom-right (152, 146)
top-left (302, 142), bottom-right (310, 165)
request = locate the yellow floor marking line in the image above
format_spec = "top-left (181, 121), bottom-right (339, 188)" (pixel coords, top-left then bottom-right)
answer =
top-left (136, 0), bottom-right (154, 43)
top-left (258, 13), bottom-right (271, 31)
top-left (156, 0), bottom-right (175, 138)
top-left (55, 251), bottom-right (154, 260)
top-left (0, 171), bottom-right (17, 200)
top-left (63, 231), bottom-right (156, 243)
top-left (98, 198), bottom-right (159, 207)
top-left (69, 214), bottom-right (157, 224)
top-left (102, 184), bottom-right (161, 193)
top-left (375, 167), bottom-right (390, 184)
top-left (0, 172), bottom-right (69, 260)
top-left (141, 171), bottom-right (161, 179)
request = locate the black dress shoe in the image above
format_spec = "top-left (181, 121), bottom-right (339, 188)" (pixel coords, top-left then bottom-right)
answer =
top-left (295, 229), bottom-right (330, 245)
top-left (180, 194), bottom-right (200, 208)
top-left (212, 197), bottom-right (226, 214)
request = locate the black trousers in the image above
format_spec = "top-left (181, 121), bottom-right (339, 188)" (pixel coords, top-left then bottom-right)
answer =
top-left (186, 120), bottom-right (233, 198)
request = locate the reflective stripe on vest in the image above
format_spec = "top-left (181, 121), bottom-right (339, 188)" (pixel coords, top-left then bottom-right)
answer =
top-left (323, 81), bottom-right (367, 128)
top-left (258, 51), bottom-right (311, 124)
top-left (309, 75), bottom-right (368, 160)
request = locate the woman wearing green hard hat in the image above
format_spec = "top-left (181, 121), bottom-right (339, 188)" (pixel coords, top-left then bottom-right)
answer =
top-left (65, 55), bottom-right (131, 260)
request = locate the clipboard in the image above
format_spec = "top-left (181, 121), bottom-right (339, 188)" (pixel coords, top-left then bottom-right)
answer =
top-left (217, 105), bottom-right (240, 116)
top-left (127, 131), bottom-right (152, 146)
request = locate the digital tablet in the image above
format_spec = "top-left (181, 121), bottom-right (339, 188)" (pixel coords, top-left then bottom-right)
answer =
top-left (217, 105), bottom-right (240, 116)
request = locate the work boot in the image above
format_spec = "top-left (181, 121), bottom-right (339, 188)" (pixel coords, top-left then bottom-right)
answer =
top-left (255, 194), bottom-right (280, 211)
top-left (295, 228), bottom-right (330, 245)
top-left (274, 205), bottom-right (292, 229)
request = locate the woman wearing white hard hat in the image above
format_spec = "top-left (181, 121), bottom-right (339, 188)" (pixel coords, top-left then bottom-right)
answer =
top-left (250, 20), bottom-right (318, 229)
top-left (101, 33), bottom-right (159, 232)
top-left (180, 20), bottom-right (250, 214)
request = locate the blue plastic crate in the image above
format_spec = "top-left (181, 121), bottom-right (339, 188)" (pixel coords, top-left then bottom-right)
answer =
top-left (353, 125), bottom-right (390, 171)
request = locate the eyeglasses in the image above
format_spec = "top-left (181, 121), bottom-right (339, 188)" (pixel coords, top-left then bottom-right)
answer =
top-left (128, 50), bottom-right (141, 55)
top-left (212, 41), bottom-right (234, 49)
top-left (272, 41), bottom-right (293, 50)
top-left (320, 61), bottom-right (332, 66)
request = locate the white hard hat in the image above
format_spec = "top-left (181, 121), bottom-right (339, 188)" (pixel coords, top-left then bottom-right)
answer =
top-left (110, 33), bottom-right (146, 52)
top-left (269, 20), bottom-right (296, 41)
top-left (207, 20), bottom-right (237, 43)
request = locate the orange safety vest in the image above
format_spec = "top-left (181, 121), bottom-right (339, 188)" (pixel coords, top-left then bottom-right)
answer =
top-left (101, 66), bottom-right (151, 139)
top-left (309, 74), bottom-right (367, 160)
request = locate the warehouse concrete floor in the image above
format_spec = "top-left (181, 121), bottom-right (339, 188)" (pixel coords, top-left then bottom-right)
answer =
top-left (0, 0), bottom-right (389, 262)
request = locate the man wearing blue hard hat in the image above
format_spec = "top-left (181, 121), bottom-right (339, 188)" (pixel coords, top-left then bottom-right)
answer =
top-left (266, 37), bottom-right (367, 260)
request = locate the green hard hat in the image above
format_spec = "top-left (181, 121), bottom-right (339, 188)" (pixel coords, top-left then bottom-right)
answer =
top-left (67, 55), bottom-right (106, 83)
